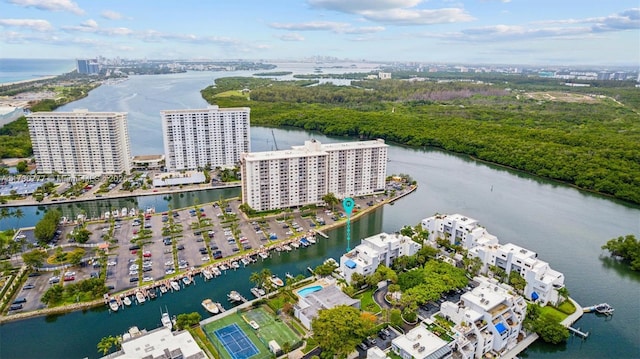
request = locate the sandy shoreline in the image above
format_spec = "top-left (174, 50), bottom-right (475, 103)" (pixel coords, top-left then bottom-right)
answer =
top-left (0, 75), bottom-right (60, 87)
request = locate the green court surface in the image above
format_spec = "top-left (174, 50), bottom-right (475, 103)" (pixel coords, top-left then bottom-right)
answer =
top-left (202, 306), bottom-right (302, 359)
top-left (242, 306), bottom-right (301, 349)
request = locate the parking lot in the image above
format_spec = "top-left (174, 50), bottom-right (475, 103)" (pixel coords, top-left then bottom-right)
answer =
top-left (7, 188), bottom-right (407, 314)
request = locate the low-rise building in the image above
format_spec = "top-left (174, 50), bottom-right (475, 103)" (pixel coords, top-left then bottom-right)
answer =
top-left (439, 277), bottom-right (527, 359)
top-left (294, 283), bottom-right (360, 329)
top-left (152, 171), bottom-right (206, 187)
top-left (339, 232), bottom-right (421, 283)
top-left (101, 326), bottom-right (205, 359)
top-left (132, 154), bottom-right (165, 171)
top-left (391, 324), bottom-right (453, 359)
top-left (421, 214), bottom-right (564, 306)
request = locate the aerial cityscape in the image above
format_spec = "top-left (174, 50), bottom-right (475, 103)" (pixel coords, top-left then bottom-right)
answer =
top-left (0, 1), bottom-right (638, 359)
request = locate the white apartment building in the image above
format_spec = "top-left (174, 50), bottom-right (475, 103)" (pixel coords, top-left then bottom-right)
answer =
top-left (391, 324), bottom-right (453, 359)
top-left (339, 232), bottom-right (421, 283)
top-left (439, 277), bottom-right (527, 359)
top-left (161, 105), bottom-right (250, 171)
top-left (241, 139), bottom-right (387, 211)
top-left (469, 243), bottom-right (564, 306)
top-left (421, 214), bottom-right (565, 306)
top-left (27, 109), bottom-right (132, 176)
top-left (421, 213), bottom-right (498, 250)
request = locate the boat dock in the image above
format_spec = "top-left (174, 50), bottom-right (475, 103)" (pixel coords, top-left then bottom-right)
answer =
top-left (315, 230), bottom-right (328, 238)
top-left (583, 303), bottom-right (614, 315)
top-left (568, 326), bottom-right (590, 338)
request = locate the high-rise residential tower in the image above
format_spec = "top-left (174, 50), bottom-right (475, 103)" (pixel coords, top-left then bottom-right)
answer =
top-left (27, 109), bottom-right (132, 176)
top-left (241, 139), bottom-right (388, 211)
top-left (161, 105), bottom-right (250, 171)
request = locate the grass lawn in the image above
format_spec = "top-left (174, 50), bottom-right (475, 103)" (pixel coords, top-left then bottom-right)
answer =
top-left (557, 300), bottom-right (576, 315)
top-left (540, 305), bottom-right (569, 322)
top-left (358, 289), bottom-right (381, 313)
top-left (214, 90), bottom-right (249, 99)
top-left (243, 306), bottom-right (302, 348)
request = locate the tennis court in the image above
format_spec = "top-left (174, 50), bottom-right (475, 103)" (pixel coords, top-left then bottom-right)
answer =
top-left (215, 323), bottom-right (259, 359)
top-left (202, 312), bottom-right (272, 359)
top-left (243, 307), bottom-right (301, 349)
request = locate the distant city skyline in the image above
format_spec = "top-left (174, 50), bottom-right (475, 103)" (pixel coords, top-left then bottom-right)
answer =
top-left (0, 0), bottom-right (638, 66)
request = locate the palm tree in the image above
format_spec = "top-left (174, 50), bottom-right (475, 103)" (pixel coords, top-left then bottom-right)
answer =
top-left (97, 336), bottom-right (113, 355)
top-left (249, 271), bottom-right (262, 289)
top-left (321, 192), bottom-right (339, 211)
top-left (13, 209), bottom-right (24, 229)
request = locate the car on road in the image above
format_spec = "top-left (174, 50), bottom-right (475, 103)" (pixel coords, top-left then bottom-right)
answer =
top-left (49, 276), bottom-right (60, 284)
top-left (357, 342), bottom-right (368, 351)
top-left (129, 277), bottom-right (139, 283)
top-left (23, 283), bottom-right (35, 290)
top-left (9, 304), bottom-right (23, 311)
top-left (365, 337), bottom-right (376, 346)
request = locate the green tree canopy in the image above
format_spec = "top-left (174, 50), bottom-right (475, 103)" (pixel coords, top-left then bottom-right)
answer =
top-left (601, 234), bottom-right (640, 271)
top-left (311, 305), bottom-right (369, 358)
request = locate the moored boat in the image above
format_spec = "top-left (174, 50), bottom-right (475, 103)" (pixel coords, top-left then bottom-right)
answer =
top-left (227, 290), bottom-right (243, 302)
top-left (259, 252), bottom-right (269, 259)
top-left (161, 310), bottom-right (172, 330)
top-left (135, 291), bottom-right (146, 304)
top-left (300, 238), bottom-right (310, 247)
top-left (307, 236), bottom-right (316, 244)
top-left (241, 258), bottom-right (250, 266)
top-left (159, 284), bottom-right (168, 294)
top-left (283, 244), bottom-right (292, 251)
top-left (202, 298), bottom-right (220, 314)
top-left (109, 298), bottom-right (119, 312)
top-left (219, 264), bottom-right (229, 271)
top-left (211, 267), bottom-right (222, 276)
top-left (123, 296), bottom-right (132, 306)
top-left (231, 261), bottom-right (240, 269)
top-left (250, 287), bottom-right (262, 298)
top-left (170, 281), bottom-right (180, 291)
top-left (182, 276), bottom-right (192, 286)
top-left (202, 269), bottom-right (212, 280)
top-left (270, 275), bottom-right (284, 287)
top-left (290, 241), bottom-right (300, 249)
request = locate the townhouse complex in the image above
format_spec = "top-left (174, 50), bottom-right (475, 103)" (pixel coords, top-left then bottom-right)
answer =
top-left (27, 109), bottom-right (132, 176)
top-left (161, 105), bottom-right (250, 171)
top-left (339, 232), bottom-right (422, 283)
top-left (240, 139), bottom-right (388, 211)
top-left (421, 213), bottom-right (565, 306)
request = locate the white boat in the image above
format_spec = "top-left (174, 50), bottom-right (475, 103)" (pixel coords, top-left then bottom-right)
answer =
top-left (231, 261), bottom-right (240, 269)
top-left (307, 236), bottom-right (316, 244)
top-left (241, 258), bottom-right (250, 266)
top-left (227, 291), bottom-right (243, 302)
top-left (109, 298), bottom-right (119, 312)
top-left (135, 291), bottom-right (146, 304)
top-left (170, 281), bottom-right (180, 291)
top-left (270, 275), bottom-right (284, 287)
top-left (161, 311), bottom-right (172, 330)
top-left (290, 241), bottom-right (300, 249)
top-left (219, 264), bottom-right (229, 271)
top-left (285, 272), bottom-right (294, 280)
top-left (211, 267), bottom-right (222, 276)
top-left (250, 287), bottom-right (262, 298)
top-left (202, 298), bottom-right (220, 314)
top-left (182, 277), bottom-right (192, 286)
top-left (283, 244), bottom-right (292, 251)
top-left (123, 296), bottom-right (132, 306)
top-left (202, 269), bottom-right (212, 280)
top-left (259, 252), bottom-right (269, 259)
top-left (159, 284), bottom-right (168, 294)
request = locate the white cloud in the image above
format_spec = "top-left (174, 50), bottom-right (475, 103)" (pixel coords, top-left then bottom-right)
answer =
top-left (308, 0), bottom-right (473, 26)
top-left (101, 10), bottom-right (124, 20)
top-left (270, 21), bottom-right (348, 32)
top-left (277, 33), bottom-right (305, 41)
top-left (308, 0), bottom-right (422, 13)
top-left (0, 18), bottom-right (52, 31)
top-left (360, 8), bottom-right (474, 25)
top-left (270, 21), bottom-right (385, 34)
top-left (7, 0), bottom-right (84, 15)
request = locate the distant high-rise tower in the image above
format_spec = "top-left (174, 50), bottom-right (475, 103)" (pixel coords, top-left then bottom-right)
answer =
top-left (27, 109), bottom-right (132, 176)
top-left (161, 105), bottom-right (250, 171)
top-left (76, 59), bottom-right (99, 74)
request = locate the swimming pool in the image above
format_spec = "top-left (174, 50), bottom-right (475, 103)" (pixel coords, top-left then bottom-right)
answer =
top-left (297, 285), bottom-right (322, 297)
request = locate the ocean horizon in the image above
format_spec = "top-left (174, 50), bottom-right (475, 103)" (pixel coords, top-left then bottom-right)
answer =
top-left (0, 58), bottom-right (76, 84)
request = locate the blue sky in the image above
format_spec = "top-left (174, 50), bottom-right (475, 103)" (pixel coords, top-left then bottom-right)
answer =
top-left (0, 0), bottom-right (638, 66)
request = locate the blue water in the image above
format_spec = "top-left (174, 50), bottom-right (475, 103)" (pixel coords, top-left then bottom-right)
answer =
top-left (0, 58), bottom-right (76, 84)
top-left (297, 285), bottom-right (323, 297)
